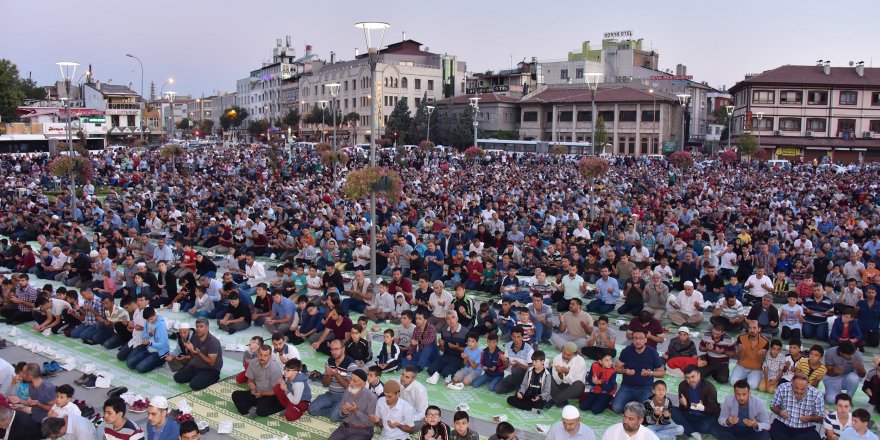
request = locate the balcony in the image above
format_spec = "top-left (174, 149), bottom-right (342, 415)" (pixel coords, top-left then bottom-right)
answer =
top-left (106, 103), bottom-right (141, 115)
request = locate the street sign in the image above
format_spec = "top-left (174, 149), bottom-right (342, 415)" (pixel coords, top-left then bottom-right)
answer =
top-left (663, 141), bottom-right (678, 153)
top-left (671, 80), bottom-right (690, 86)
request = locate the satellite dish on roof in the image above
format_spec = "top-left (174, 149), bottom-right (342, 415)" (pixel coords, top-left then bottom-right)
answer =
top-left (849, 61), bottom-right (855, 66)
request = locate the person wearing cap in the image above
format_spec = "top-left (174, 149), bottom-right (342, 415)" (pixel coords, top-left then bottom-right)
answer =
top-left (329, 368), bottom-right (378, 440)
top-left (350, 237), bottom-right (371, 271)
top-left (232, 344), bottom-right (284, 418)
top-left (546, 405), bottom-right (596, 440)
top-left (663, 327), bottom-right (698, 375)
top-left (667, 281), bottom-right (705, 327)
top-left (163, 321), bottom-right (193, 372)
top-left (370, 379), bottom-right (416, 440)
top-left (145, 395), bottom-right (180, 440)
top-left (602, 401), bottom-right (660, 440)
top-left (550, 342), bottom-right (588, 407)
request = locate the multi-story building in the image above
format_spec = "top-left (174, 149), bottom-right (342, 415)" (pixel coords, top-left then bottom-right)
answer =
top-left (518, 82), bottom-right (681, 155)
top-left (433, 93), bottom-right (522, 137)
top-left (236, 36), bottom-right (301, 125)
top-left (465, 60), bottom-right (538, 98)
top-left (298, 39), bottom-right (466, 144)
top-left (728, 62), bottom-right (880, 163)
top-left (83, 81), bottom-right (144, 140)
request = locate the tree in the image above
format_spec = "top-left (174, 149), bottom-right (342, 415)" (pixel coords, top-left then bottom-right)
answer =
top-left (161, 144), bottom-right (186, 175)
top-left (219, 106), bottom-right (247, 130)
top-left (0, 59), bottom-right (26, 123)
top-left (198, 119), bottom-right (214, 134)
top-left (711, 107), bottom-right (730, 126)
top-left (385, 99), bottom-right (412, 144)
top-left (434, 111), bottom-right (457, 147)
top-left (494, 130), bottom-right (520, 140)
top-left (247, 119), bottom-right (270, 137)
top-left (282, 108), bottom-right (301, 128)
top-left (593, 116), bottom-right (608, 155)
top-left (407, 92), bottom-right (429, 144)
top-left (737, 132), bottom-right (758, 160)
top-left (176, 118), bottom-right (190, 130)
top-left (19, 77), bottom-right (44, 101)
top-left (452, 105), bottom-right (475, 148)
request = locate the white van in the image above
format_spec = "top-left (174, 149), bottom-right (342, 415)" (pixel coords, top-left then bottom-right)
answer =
top-left (766, 159), bottom-right (792, 170)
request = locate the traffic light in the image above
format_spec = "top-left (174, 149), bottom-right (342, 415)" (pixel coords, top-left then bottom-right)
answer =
top-left (393, 131), bottom-right (398, 137)
top-left (194, 130), bottom-right (201, 137)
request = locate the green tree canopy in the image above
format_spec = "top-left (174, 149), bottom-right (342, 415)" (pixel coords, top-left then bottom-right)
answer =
top-left (248, 119), bottom-right (270, 136)
top-left (385, 98), bottom-right (412, 143)
top-left (0, 59), bottom-right (26, 123)
top-left (593, 116), bottom-right (608, 155)
top-left (282, 107), bottom-right (301, 128)
top-left (219, 106), bottom-right (248, 130)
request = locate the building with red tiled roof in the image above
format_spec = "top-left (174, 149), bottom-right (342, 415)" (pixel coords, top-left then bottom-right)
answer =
top-left (728, 63), bottom-right (880, 163)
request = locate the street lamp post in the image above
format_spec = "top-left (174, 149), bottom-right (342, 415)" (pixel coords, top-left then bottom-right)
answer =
top-left (725, 105), bottom-right (734, 151)
top-left (585, 73), bottom-right (602, 155)
top-left (426, 105), bottom-right (435, 144)
top-left (164, 91), bottom-right (177, 142)
top-left (356, 21), bottom-right (390, 288)
top-left (755, 111), bottom-right (764, 154)
top-left (649, 88), bottom-right (657, 154)
top-left (317, 100), bottom-right (328, 143)
top-left (677, 94), bottom-right (691, 151)
top-left (56, 61), bottom-right (79, 222)
top-left (328, 83), bottom-right (341, 181)
top-left (469, 97), bottom-right (480, 147)
top-left (125, 54), bottom-right (145, 140)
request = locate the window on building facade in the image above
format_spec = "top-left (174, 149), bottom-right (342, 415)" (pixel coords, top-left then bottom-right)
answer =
top-left (641, 137), bottom-right (649, 154)
top-left (558, 111), bottom-right (573, 122)
top-left (640, 110), bottom-right (658, 122)
top-left (871, 92), bottom-right (880, 106)
top-left (427, 80), bottom-right (434, 90)
top-left (415, 79), bottom-right (421, 89)
top-left (807, 90), bottom-right (828, 105)
top-left (546, 111), bottom-right (553, 123)
top-left (752, 90), bottom-right (774, 104)
top-left (778, 118), bottom-right (801, 131)
top-left (837, 119), bottom-right (856, 133)
top-left (779, 90), bottom-right (802, 104)
top-left (618, 136), bottom-right (627, 154)
top-left (755, 118), bottom-right (773, 131)
top-left (806, 118), bottom-right (826, 132)
top-left (560, 69), bottom-right (569, 80)
top-left (575, 68), bottom-right (584, 79)
top-left (599, 111), bottom-right (615, 122)
top-left (415, 98), bottom-right (421, 107)
top-left (618, 111), bottom-right (637, 122)
top-left (576, 111), bottom-right (592, 122)
top-left (523, 111), bottom-right (538, 122)
top-left (839, 91), bottom-right (858, 105)
top-left (869, 120), bottom-right (880, 132)
top-left (402, 77), bottom-right (408, 88)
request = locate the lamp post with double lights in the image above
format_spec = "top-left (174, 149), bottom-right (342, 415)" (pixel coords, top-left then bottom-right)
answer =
top-left (317, 100), bottom-right (328, 143)
top-left (328, 83), bottom-right (341, 181)
top-left (677, 93), bottom-right (691, 151)
top-left (725, 105), bottom-right (734, 151)
top-left (469, 97), bottom-right (480, 148)
top-left (755, 112), bottom-right (764, 154)
top-left (426, 105), bottom-right (435, 144)
top-left (585, 73), bottom-right (602, 155)
top-left (56, 61), bottom-right (79, 221)
top-left (164, 91), bottom-right (177, 142)
top-left (356, 21), bottom-right (390, 287)
top-left (125, 54), bottom-right (145, 140)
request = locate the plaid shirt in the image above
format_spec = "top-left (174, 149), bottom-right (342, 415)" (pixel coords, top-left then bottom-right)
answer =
top-left (15, 285), bottom-right (38, 312)
top-left (410, 322), bottom-right (436, 351)
top-left (770, 381), bottom-right (824, 429)
top-left (83, 297), bottom-right (105, 326)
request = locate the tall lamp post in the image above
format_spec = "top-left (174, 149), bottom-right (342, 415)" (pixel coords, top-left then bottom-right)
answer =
top-left (469, 97), bottom-right (480, 147)
top-left (677, 94), bottom-right (691, 151)
top-left (649, 88), bottom-right (657, 154)
top-left (585, 73), bottom-right (602, 155)
top-left (725, 105), bottom-right (734, 151)
top-left (356, 20), bottom-right (390, 287)
top-left (56, 61), bottom-right (79, 222)
top-left (755, 112), bottom-right (764, 154)
top-left (317, 100), bottom-right (328, 143)
top-left (125, 54), bottom-right (145, 141)
top-left (164, 91), bottom-right (177, 142)
top-left (426, 105), bottom-right (435, 143)
top-left (328, 83), bottom-right (341, 181)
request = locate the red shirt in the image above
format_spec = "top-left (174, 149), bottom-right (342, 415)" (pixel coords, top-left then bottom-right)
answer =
top-left (388, 278), bottom-right (414, 303)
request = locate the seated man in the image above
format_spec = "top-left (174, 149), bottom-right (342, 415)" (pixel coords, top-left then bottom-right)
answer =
top-left (231, 344), bottom-right (283, 417)
top-left (328, 369), bottom-right (377, 440)
top-left (611, 329), bottom-right (664, 414)
top-left (822, 340), bottom-right (866, 404)
top-left (712, 379), bottom-right (770, 440)
top-left (172, 318), bottom-right (224, 390)
top-left (550, 298), bottom-right (593, 350)
top-left (746, 295), bottom-right (779, 336)
top-left (668, 281), bottom-right (705, 326)
top-left (769, 373), bottom-right (824, 440)
top-left (671, 365), bottom-right (720, 440)
top-left (710, 292), bottom-right (746, 332)
top-left (729, 320), bottom-right (770, 389)
top-left (425, 312), bottom-right (468, 384)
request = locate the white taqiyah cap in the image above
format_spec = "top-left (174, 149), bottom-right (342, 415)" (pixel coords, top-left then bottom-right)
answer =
top-left (561, 405), bottom-right (580, 419)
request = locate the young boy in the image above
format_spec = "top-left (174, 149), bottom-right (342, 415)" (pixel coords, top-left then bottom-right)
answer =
top-left (760, 339), bottom-right (785, 393)
top-left (419, 406), bottom-right (450, 440)
top-left (366, 365), bottom-right (384, 397)
top-left (780, 341), bottom-right (804, 385)
top-left (237, 336), bottom-right (264, 384)
top-left (346, 324), bottom-right (373, 367)
top-left (377, 329), bottom-right (401, 372)
top-left (473, 303), bottom-right (497, 336)
top-left (472, 332), bottom-right (505, 390)
top-left (188, 286), bottom-right (214, 317)
top-left (579, 352), bottom-right (617, 414)
top-left (840, 408), bottom-right (878, 440)
top-left (779, 292), bottom-right (805, 341)
top-left (274, 358), bottom-right (311, 421)
top-left (364, 281), bottom-right (395, 322)
top-left (389, 292), bottom-right (410, 324)
top-left (515, 307), bottom-right (535, 345)
top-left (395, 310), bottom-right (415, 359)
top-left (449, 410), bottom-right (479, 440)
top-left (357, 315), bottom-right (376, 342)
top-left (48, 384), bottom-right (81, 418)
top-left (642, 380), bottom-right (683, 439)
top-left (496, 298), bottom-right (517, 341)
top-left (450, 333), bottom-right (482, 388)
top-left (723, 276), bottom-right (744, 303)
top-left (506, 350), bottom-right (550, 411)
top-left (288, 302), bottom-right (321, 345)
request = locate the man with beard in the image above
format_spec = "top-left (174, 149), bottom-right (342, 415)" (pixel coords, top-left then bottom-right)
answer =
top-left (546, 405), bottom-right (596, 440)
top-left (711, 380), bottom-right (770, 440)
top-left (328, 369), bottom-right (377, 440)
top-left (601, 401), bottom-right (659, 440)
top-left (231, 344), bottom-right (283, 418)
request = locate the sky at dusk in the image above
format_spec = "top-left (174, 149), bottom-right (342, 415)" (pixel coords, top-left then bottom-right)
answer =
top-left (7, 0), bottom-right (879, 98)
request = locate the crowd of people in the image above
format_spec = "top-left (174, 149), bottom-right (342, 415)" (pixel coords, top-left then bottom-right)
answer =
top-left (0, 144), bottom-right (879, 440)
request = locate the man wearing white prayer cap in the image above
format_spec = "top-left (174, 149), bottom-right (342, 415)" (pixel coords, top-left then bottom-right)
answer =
top-left (546, 405), bottom-right (596, 440)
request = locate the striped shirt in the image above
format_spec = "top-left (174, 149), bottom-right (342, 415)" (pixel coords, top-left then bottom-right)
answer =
top-left (823, 411), bottom-right (853, 439)
top-left (770, 381), bottom-right (824, 429)
top-left (794, 357), bottom-right (828, 385)
top-left (100, 418), bottom-right (145, 440)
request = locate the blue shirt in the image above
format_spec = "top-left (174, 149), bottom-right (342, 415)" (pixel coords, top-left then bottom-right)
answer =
top-left (462, 346), bottom-right (483, 374)
top-left (425, 248), bottom-right (445, 271)
top-left (147, 417), bottom-right (180, 440)
top-left (840, 427), bottom-right (880, 440)
top-left (856, 299), bottom-right (880, 331)
top-left (595, 276), bottom-right (621, 304)
top-left (618, 344), bottom-right (662, 388)
top-left (271, 296), bottom-right (296, 321)
top-left (143, 316), bottom-right (170, 356)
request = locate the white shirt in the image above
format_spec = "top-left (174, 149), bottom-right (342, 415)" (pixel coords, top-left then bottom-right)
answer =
top-left (672, 290), bottom-right (704, 315)
top-left (546, 421), bottom-right (596, 440)
top-left (400, 380), bottom-right (428, 417)
top-left (59, 413), bottom-right (97, 440)
top-left (550, 353), bottom-right (587, 385)
top-left (652, 264), bottom-right (674, 283)
top-left (48, 298), bottom-right (72, 317)
top-left (375, 397), bottom-right (416, 440)
top-left (245, 261), bottom-right (267, 287)
top-left (745, 274), bottom-right (773, 298)
top-left (50, 401), bottom-right (81, 418)
top-left (428, 290), bottom-right (453, 318)
top-left (601, 423), bottom-right (659, 440)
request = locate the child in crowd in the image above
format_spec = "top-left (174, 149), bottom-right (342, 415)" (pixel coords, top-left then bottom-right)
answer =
top-left (48, 384), bottom-right (80, 418)
top-left (723, 276), bottom-right (743, 303)
top-left (252, 285), bottom-right (273, 326)
top-left (642, 380), bottom-right (683, 440)
top-left (357, 315), bottom-right (375, 342)
top-left (274, 358), bottom-right (311, 421)
top-left (579, 353), bottom-right (617, 414)
top-left (472, 332), bottom-right (505, 390)
top-left (189, 286), bottom-right (213, 317)
top-left (450, 333), bottom-right (482, 388)
top-left (760, 339), bottom-right (785, 393)
top-left (506, 350), bottom-right (550, 411)
top-left (863, 355), bottom-right (880, 414)
top-left (795, 344), bottom-right (828, 388)
top-left (364, 281), bottom-right (395, 322)
top-left (829, 309), bottom-right (864, 348)
top-left (496, 299), bottom-right (517, 341)
top-left (288, 302), bottom-right (321, 345)
top-left (366, 365), bottom-right (384, 396)
top-left (376, 329), bottom-right (401, 372)
top-left (449, 410), bottom-right (479, 440)
top-left (420, 406), bottom-right (451, 440)
top-left (473, 303), bottom-right (497, 336)
top-left (395, 310), bottom-right (415, 359)
top-left (516, 307), bottom-right (534, 345)
top-left (7, 362), bottom-right (29, 409)
top-left (450, 284), bottom-right (475, 327)
top-left (346, 324), bottom-right (373, 367)
top-left (780, 292), bottom-right (805, 341)
top-left (237, 336), bottom-right (264, 384)
top-left (780, 341), bottom-right (804, 385)
top-left (389, 292), bottom-right (410, 324)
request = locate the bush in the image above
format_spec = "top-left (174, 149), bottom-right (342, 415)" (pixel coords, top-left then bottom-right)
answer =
top-left (48, 156), bottom-right (94, 184)
top-left (321, 150), bottom-right (350, 166)
top-left (719, 149), bottom-right (738, 164)
top-left (315, 142), bottom-right (332, 154)
top-left (668, 150), bottom-right (695, 169)
top-left (418, 140), bottom-right (435, 151)
top-left (464, 146), bottom-right (484, 159)
top-left (343, 166), bottom-right (403, 202)
top-left (577, 156), bottom-right (610, 180)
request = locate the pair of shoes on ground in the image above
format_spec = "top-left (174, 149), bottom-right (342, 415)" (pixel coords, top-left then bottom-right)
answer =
top-left (42, 361), bottom-right (62, 376)
top-left (75, 373), bottom-right (99, 389)
top-left (426, 372), bottom-right (449, 385)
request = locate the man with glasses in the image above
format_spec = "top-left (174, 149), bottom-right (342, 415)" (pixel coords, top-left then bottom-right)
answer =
top-left (612, 330), bottom-right (664, 413)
